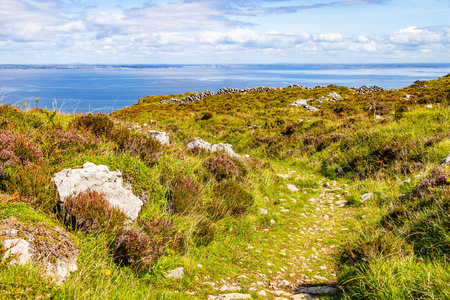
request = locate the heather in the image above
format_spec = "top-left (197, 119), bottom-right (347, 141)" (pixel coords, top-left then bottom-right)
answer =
top-left (0, 73), bottom-right (450, 299)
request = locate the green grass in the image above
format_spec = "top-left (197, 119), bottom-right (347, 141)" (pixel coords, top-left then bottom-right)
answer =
top-left (1, 74), bottom-right (450, 299)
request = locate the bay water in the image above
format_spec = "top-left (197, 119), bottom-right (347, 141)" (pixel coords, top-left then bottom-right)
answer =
top-left (1, 64), bottom-right (449, 113)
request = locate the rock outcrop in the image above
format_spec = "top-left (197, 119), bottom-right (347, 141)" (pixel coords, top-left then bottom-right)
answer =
top-left (187, 138), bottom-right (239, 157)
top-left (160, 90), bottom-right (215, 104)
top-left (147, 130), bottom-right (170, 145)
top-left (288, 99), bottom-right (319, 112)
top-left (0, 217), bottom-right (78, 284)
top-left (53, 162), bottom-right (143, 220)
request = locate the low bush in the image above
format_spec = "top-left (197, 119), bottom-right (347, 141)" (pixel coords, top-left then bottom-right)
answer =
top-left (72, 113), bottom-right (114, 137)
top-left (208, 180), bottom-right (254, 220)
top-left (203, 154), bottom-right (246, 181)
top-left (62, 190), bottom-right (127, 233)
top-left (109, 127), bottom-right (164, 165)
top-left (114, 218), bottom-right (177, 271)
top-left (169, 173), bottom-right (202, 214)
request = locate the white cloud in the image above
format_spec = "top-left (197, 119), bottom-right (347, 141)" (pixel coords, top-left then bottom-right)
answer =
top-left (389, 26), bottom-right (442, 44)
top-left (314, 33), bottom-right (343, 42)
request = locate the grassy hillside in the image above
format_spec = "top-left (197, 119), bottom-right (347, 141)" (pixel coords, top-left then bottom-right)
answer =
top-left (1, 74), bottom-right (449, 299)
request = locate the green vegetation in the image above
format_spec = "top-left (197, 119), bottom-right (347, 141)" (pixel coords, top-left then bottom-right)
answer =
top-left (0, 74), bottom-right (450, 299)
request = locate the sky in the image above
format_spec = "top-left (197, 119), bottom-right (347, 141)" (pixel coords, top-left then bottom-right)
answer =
top-left (1, 0), bottom-right (449, 64)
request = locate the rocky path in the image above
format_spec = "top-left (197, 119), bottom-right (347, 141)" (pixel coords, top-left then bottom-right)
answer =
top-left (204, 170), bottom-right (356, 300)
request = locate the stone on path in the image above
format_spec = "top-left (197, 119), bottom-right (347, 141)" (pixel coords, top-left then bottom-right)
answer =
top-left (440, 154), bottom-right (450, 165)
top-left (292, 294), bottom-right (313, 300)
top-left (207, 293), bottom-right (251, 300)
top-left (335, 200), bottom-right (348, 207)
top-left (53, 162), bottom-right (143, 220)
top-left (287, 184), bottom-right (300, 192)
top-left (361, 193), bottom-right (373, 203)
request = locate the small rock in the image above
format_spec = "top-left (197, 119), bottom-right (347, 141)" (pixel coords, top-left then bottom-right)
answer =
top-left (287, 184), bottom-right (300, 192)
top-left (260, 208), bottom-right (268, 215)
top-left (197, 264), bottom-right (203, 268)
top-left (147, 130), bottom-right (170, 145)
top-left (439, 154), bottom-right (450, 165)
top-left (292, 294), bottom-right (313, 300)
top-left (207, 293), bottom-right (251, 300)
top-left (336, 168), bottom-right (344, 176)
top-left (211, 143), bottom-right (239, 157)
top-left (166, 267), bottom-right (184, 279)
top-left (187, 138), bottom-right (212, 151)
top-left (257, 290), bottom-right (267, 296)
top-left (335, 200), bottom-right (348, 207)
top-left (312, 275), bottom-right (328, 282)
top-left (425, 104), bottom-right (433, 108)
top-left (270, 219), bottom-right (276, 225)
top-left (361, 193), bottom-right (374, 203)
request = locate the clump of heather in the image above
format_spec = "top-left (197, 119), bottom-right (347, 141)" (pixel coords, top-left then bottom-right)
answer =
top-left (169, 173), bottom-right (202, 214)
top-left (0, 130), bottom-right (43, 173)
top-left (62, 190), bottom-right (127, 233)
top-left (203, 154), bottom-right (244, 181)
top-left (114, 218), bottom-right (177, 271)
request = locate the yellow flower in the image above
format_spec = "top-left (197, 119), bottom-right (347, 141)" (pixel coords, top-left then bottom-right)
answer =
top-left (105, 270), bottom-right (112, 276)
top-left (24, 101), bottom-right (27, 106)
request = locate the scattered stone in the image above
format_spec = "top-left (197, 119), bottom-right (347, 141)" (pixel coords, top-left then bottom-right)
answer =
top-left (161, 90), bottom-right (215, 104)
top-left (287, 184), bottom-right (300, 192)
top-left (439, 154), bottom-right (450, 165)
top-left (336, 168), bottom-right (344, 176)
top-left (257, 290), bottom-right (267, 296)
top-left (361, 193), bottom-right (374, 203)
top-left (220, 284), bottom-right (242, 292)
top-left (327, 92), bottom-right (342, 100)
top-left (335, 200), bottom-right (348, 207)
top-left (270, 219), bottom-right (276, 225)
top-left (288, 99), bottom-right (319, 112)
top-left (277, 174), bottom-right (291, 180)
top-left (312, 275), bottom-right (328, 282)
top-left (147, 130), bottom-right (170, 145)
top-left (187, 138), bottom-right (212, 151)
top-left (166, 267), bottom-right (185, 279)
top-left (425, 104), bottom-right (433, 109)
top-left (211, 143), bottom-right (239, 157)
top-left (197, 264), bottom-right (203, 268)
top-left (260, 208), bottom-right (268, 215)
top-left (207, 293), bottom-right (251, 300)
top-left (53, 162), bottom-right (143, 220)
top-left (292, 294), bottom-right (313, 300)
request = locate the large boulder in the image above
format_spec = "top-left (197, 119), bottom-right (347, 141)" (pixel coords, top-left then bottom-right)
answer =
top-left (53, 162), bottom-right (143, 220)
top-left (147, 130), bottom-right (170, 146)
top-left (0, 217), bottom-right (78, 284)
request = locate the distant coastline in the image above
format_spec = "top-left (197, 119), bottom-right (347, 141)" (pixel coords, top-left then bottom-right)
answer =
top-left (2, 63), bottom-right (450, 71)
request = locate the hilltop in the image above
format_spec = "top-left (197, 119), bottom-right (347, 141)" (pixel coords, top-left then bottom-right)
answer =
top-left (0, 74), bottom-right (450, 299)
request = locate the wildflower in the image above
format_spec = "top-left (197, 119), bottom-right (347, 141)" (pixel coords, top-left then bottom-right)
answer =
top-left (105, 269), bottom-right (112, 276)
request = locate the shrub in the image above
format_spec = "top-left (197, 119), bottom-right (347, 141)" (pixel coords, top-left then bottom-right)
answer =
top-left (114, 218), bottom-right (177, 271)
top-left (109, 127), bottom-right (164, 165)
top-left (72, 113), bottom-right (114, 137)
top-left (208, 180), bottom-right (254, 220)
top-left (200, 112), bottom-right (213, 120)
top-left (169, 173), bottom-right (202, 214)
top-left (203, 155), bottom-right (241, 181)
top-left (1, 164), bottom-right (58, 212)
top-left (0, 130), bottom-right (43, 173)
top-left (62, 190), bottom-right (127, 233)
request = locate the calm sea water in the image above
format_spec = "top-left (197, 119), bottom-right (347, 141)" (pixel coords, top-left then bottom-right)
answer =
top-left (1, 64), bottom-right (450, 113)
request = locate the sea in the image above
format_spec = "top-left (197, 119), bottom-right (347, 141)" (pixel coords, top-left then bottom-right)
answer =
top-left (1, 64), bottom-right (450, 113)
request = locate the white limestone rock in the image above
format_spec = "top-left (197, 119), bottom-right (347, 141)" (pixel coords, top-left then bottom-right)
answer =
top-left (147, 130), bottom-right (170, 145)
top-left (53, 162), bottom-right (143, 220)
top-left (166, 267), bottom-right (185, 279)
top-left (212, 143), bottom-right (238, 157)
top-left (187, 138), bottom-right (212, 151)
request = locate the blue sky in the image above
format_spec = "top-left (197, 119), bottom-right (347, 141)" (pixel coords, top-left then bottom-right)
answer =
top-left (1, 0), bottom-right (449, 64)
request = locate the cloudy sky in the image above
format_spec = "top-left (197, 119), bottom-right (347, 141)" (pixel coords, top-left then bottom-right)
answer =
top-left (1, 0), bottom-right (449, 64)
